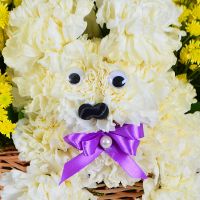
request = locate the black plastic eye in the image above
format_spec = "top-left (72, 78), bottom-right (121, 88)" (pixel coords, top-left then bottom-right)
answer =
top-left (112, 76), bottom-right (126, 87)
top-left (109, 71), bottom-right (127, 88)
top-left (69, 73), bottom-right (81, 84)
top-left (67, 68), bottom-right (84, 85)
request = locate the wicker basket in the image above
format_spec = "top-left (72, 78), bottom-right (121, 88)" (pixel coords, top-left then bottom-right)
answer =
top-left (0, 147), bottom-right (144, 199)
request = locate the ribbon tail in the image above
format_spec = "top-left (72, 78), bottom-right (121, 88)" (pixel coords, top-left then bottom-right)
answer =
top-left (60, 148), bottom-right (103, 185)
top-left (106, 147), bottom-right (147, 180)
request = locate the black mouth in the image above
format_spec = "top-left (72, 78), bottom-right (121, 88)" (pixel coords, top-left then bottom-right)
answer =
top-left (78, 103), bottom-right (109, 120)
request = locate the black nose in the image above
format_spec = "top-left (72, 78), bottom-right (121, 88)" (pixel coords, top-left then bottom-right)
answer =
top-left (78, 103), bottom-right (109, 120)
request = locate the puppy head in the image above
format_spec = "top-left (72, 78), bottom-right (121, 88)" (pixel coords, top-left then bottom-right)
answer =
top-left (39, 38), bottom-right (168, 132)
top-left (3, 0), bottom-right (182, 132)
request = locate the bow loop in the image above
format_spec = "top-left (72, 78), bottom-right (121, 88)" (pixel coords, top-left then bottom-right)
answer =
top-left (110, 134), bottom-right (140, 155)
top-left (113, 124), bottom-right (144, 139)
top-left (82, 135), bottom-right (102, 156)
top-left (64, 133), bottom-right (86, 150)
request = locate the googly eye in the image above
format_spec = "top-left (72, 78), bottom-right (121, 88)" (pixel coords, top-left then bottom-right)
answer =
top-left (108, 70), bottom-right (127, 88)
top-left (67, 68), bottom-right (84, 85)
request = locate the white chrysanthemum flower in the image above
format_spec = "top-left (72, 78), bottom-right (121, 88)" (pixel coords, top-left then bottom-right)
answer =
top-left (139, 111), bottom-right (200, 200)
top-left (96, 0), bottom-right (185, 71)
top-left (0, 161), bottom-right (96, 200)
top-left (143, 174), bottom-right (200, 200)
top-left (3, 0), bottom-right (94, 73)
top-left (13, 117), bottom-right (68, 164)
top-left (96, 0), bottom-right (181, 33)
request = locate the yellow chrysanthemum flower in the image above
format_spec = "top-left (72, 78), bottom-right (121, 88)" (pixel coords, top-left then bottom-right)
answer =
top-left (0, 92), bottom-right (12, 108)
top-left (0, 2), bottom-right (9, 29)
top-left (0, 82), bottom-right (12, 94)
top-left (180, 47), bottom-right (189, 64)
top-left (186, 21), bottom-right (200, 36)
top-left (191, 4), bottom-right (200, 19)
top-left (189, 64), bottom-right (199, 71)
top-left (0, 119), bottom-right (16, 138)
top-left (174, 0), bottom-right (197, 8)
top-left (13, 0), bottom-right (22, 7)
top-left (0, 72), bottom-right (9, 82)
top-left (179, 6), bottom-right (191, 23)
top-left (180, 40), bottom-right (200, 64)
top-left (0, 73), bottom-right (15, 137)
top-left (0, 81), bottom-right (12, 108)
top-left (0, 106), bottom-right (7, 121)
top-left (0, 0), bottom-right (12, 5)
top-left (190, 50), bottom-right (200, 65)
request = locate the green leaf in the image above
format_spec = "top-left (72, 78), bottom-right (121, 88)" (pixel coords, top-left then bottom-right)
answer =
top-left (188, 102), bottom-right (200, 113)
top-left (7, 105), bottom-right (18, 123)
top-left (18, 110), bottom-right (25, 119)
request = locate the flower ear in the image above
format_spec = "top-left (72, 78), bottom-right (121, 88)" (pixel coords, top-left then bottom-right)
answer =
top-left (3, 0), bottom-right (93, 74)
top-left (97, 0), bottom-right (184, 72)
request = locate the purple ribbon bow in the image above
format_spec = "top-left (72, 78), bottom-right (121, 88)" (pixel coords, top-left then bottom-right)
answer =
top-left (60, 124), bottom-right (147, 184)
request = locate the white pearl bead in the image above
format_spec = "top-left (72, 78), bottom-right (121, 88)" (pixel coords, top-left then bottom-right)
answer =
top-left (100, 136), bottom-right (112, 149)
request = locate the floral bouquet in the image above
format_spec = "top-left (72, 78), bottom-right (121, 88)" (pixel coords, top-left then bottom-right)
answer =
top-left (0, 0), bottom-right (200, 200)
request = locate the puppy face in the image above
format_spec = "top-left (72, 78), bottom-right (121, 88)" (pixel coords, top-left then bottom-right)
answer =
top-left (39, 39), bottom-right (165, 133)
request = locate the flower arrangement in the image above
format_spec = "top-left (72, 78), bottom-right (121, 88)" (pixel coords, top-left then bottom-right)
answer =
top-left (0, 0), bottom-right (200, 200)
